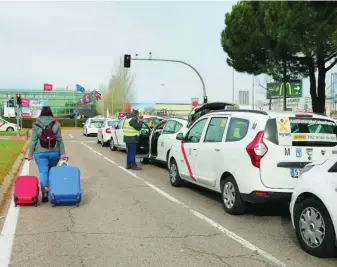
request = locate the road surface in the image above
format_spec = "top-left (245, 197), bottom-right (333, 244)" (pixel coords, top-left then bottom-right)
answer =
top-left (1, 130), bottom-right (336, 267)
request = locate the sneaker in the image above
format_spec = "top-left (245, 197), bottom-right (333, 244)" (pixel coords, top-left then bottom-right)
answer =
top-left (126, 165), bottom-right (131, 169)
top-left (41, 188), bottom-right (48, 202)
top-left (131, 164), bottom-right (142, 170)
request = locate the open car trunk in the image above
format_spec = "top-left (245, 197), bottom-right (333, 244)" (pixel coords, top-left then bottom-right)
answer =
top-left (187, 102), bottom-right (237, 127)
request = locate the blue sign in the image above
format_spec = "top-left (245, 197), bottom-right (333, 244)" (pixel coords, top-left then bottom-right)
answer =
top-left (74, 109), bottom-right (78, 114)
top-left (296, 148), bottom-right (302, 158)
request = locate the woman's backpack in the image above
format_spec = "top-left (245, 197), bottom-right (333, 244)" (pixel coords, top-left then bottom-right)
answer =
top-left (36, 121), bottom-right (57, 149)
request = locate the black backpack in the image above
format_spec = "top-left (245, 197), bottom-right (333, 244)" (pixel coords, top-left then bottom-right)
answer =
top-left (36, 121), bottom-right (57, 149)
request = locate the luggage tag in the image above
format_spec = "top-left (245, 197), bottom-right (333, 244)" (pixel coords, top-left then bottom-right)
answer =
top-left (57, 157), bottom-right (69, 167)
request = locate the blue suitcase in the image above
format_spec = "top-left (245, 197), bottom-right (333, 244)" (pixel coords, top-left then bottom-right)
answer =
top-left (48, 164), bottom-right (82, 207)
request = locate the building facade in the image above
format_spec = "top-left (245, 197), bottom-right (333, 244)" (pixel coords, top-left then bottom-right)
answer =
top-left (0, 88), bottom-right (96, 117)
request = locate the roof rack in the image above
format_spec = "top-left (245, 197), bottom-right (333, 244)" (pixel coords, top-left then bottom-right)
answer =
top-left (209, 109), bottom-right (268, 115)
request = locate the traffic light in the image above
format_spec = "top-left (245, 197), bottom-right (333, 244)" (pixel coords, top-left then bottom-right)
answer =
top-left (124, 54), bottom-right (131, 68)
top-left (16, 94), bottom-right (22, 107)
top-left (203, 95), bottom-right (208, 103)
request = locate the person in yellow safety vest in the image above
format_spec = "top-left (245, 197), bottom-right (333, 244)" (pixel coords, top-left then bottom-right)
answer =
top-left (123, 109), bottom-right (144, 170)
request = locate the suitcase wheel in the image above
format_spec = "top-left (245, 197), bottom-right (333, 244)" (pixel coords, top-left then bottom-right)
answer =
top-left (76, 203), bottom-right (80, 207)
top-left (34, 202), bottom-right (38, 207)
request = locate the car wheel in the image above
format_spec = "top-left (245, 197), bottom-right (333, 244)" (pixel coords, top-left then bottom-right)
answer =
top-left (110, 138), bottom-right (117, 151)
top-left (6, 127), bottom-right (14, 132)
top-left (140, 157), bottom-right (150, 164)
top-left (221, 175), bottom-right (246, 215)
top-left (169, 158), bottom-right (184, 187)
top-left (294, 197), bottom-right (336, 258)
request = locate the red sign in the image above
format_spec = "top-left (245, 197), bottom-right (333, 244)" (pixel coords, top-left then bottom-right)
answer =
top-left (21, 98), bottom-right (30, 107)
top-left (44, 83), bottom-right (53, 91)
top-left (21, 112), bottom-right (31, 118)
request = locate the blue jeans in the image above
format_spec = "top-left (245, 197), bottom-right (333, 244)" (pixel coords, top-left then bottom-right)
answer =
top-left (126, 143), bottom-right (137, 166)
top-left (34, 152), bottom-right (60, 188)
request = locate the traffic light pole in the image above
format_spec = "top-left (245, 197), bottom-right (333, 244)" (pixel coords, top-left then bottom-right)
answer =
top-left (131, 58), bottom-right (207, 103)
top-left (16, 105), bottom-right (19, 137)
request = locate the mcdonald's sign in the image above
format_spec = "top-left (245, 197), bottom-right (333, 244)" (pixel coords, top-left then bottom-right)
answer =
top-left (279, 82), bottom-right (292, 96)
top-left (266, 80), bottom-right (303, 99)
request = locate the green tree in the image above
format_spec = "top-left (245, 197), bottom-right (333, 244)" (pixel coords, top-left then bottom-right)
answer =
top-left (221, 1), bottom-right (337, 113)
top-left (96, 56), bottom-right (136, 116)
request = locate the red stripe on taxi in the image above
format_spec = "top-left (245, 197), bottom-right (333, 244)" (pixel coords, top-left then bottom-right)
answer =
top-left (114, 128), bottom-right (119, 145)
top-left (180, 143), bottom-right (197, 182)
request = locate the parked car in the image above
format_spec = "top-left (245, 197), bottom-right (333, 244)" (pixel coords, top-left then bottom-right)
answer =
top-left (168, 109), bottom-right (337, 215)
top-left (142, 117), bottom-right (188, 165)
top-left (142, 115), bottom-right (164, 128)
top-left (83, 117), bottom-right (106, 136)
top-left (97, 118), bottom-right (119, 146)
top-left (290, 157), bottom-right (337, 258)
top-left (109, 117), bottom-right (151, 157)
top-left (0, 118), bottom-right (19, 132)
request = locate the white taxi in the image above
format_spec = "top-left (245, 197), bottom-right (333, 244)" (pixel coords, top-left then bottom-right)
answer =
top-left (97, 118), bottom-right (119, 147)
top-left (290, 157), bottom-right (337, 258)
top-left (142, 117), bottom-right (188, 165)
top-left (168, 110), bottom-right (337, 215)
top-left (83, 117), bottom-right (106, 136)
top-left (109, 117), bottom-right (151, 156)
top-left (0, 118), bottom-right (18, 132)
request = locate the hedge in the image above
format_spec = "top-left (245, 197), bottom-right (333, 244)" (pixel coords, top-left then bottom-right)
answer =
top-left (5, 118), bottom-right (87, 128)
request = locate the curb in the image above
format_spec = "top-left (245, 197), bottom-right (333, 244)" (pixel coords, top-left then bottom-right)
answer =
top-left (0, 140), bottom-right (30, 206)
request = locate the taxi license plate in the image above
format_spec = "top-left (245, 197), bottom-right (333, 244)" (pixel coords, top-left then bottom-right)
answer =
top-left (290, 168), bottom-right (301, 178)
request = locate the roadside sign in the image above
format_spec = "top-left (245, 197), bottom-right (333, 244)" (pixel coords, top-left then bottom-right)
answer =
top-left (74, 109), bottom-right (78, 114)
top-left (267, 80), bottom-right (303, 99)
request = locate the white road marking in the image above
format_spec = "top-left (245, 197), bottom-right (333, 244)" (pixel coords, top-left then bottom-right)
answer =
top-left (0, 160), bottom-right (30, 267)
top-left (64, 141), bottom-right (96, 143)
top-left (68, 134), bottom-right (74, 138)
top-left (81, 143), bottom-right (290, 267)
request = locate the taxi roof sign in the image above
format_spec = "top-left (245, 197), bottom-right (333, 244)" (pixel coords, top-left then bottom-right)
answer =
top-left (225, 104), bottom-right (240, 110)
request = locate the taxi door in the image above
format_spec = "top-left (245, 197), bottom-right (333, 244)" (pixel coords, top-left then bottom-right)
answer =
top-left (178, 118), bottom-right (208, 182)
top-left (195, 116), bottom-right (229, 187)
top-left (157, 120), bottom-right (176, 161)
top-left (115, 119), bottom-right (125, 148)
top-left (0, 119), bottom-right (7, 131)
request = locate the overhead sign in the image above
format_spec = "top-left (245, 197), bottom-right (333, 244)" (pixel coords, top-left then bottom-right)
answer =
top-left (267, 80), bottom-right (302, 99)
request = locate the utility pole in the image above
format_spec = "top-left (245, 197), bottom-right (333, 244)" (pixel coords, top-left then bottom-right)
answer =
top-left (232, 68), bottom-right (235, 103)
top-left (283, 59), bottom-right (287, 111)
top-left (252, 76), bottom-right (255, 110)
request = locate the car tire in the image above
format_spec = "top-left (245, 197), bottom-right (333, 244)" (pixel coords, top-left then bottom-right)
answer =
top-left (140, 157), bottom-right (150, 164)
top-left (110, 138), bottom-right (117, 151)
top-left (221, 175), bottom-right (246, 215)
top-left (294, 197), bottom-right (336, 258)
top-left (6, 127), bottom-right (14, 132)
top-left (169, 158), bottom-right (184, 187)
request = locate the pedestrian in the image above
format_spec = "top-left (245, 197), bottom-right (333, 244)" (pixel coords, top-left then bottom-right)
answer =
top-left (123, 109), bottom-right (143, 170)
top-left (27, 106), bottom-right (66, 202)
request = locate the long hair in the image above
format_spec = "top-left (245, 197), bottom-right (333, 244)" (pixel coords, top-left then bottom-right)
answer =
top-left (40, 106), bottom-right (54, 117)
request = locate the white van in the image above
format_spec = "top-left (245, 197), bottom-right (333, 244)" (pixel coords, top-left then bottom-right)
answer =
top-left (168, 109), bottom-right (337, 215)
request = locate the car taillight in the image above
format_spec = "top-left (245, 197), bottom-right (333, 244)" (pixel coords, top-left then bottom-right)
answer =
top-left (246, 131), bottom-right (268, 168)
top-left (106, 128), bottom-right (111, 134)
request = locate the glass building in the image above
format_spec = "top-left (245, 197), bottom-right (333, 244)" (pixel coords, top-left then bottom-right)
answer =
top-left (0, 88), bottom-right (96, 117)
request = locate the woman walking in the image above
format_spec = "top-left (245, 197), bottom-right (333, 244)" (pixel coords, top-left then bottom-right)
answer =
top-left (27, 106), bottom-right (66, 202)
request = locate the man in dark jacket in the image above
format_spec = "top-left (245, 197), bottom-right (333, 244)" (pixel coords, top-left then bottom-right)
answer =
top-left (123, 109), bottom-right (143, 170)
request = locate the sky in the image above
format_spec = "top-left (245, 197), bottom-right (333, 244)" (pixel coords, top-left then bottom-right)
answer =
top-left (0, 0), bottom-right (336, 105)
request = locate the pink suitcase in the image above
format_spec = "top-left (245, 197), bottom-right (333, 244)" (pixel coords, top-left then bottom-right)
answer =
top-left (13, 175), bottom-right (39, 207)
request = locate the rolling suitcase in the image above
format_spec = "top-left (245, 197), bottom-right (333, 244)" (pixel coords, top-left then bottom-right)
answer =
top-left (48, 161), bottom-right (82, 207)
top-left (13, 175), bottom-right (39, 207)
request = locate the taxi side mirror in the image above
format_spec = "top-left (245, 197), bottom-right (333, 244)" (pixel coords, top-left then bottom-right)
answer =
top-left (176, 133), bottom-right (184, 140)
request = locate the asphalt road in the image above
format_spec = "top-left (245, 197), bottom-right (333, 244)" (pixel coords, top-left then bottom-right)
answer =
top-left (1, 130), bottom-right (336, 267)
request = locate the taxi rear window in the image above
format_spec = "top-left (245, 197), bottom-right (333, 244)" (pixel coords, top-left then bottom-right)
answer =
top-left (264, 118), bottom-right (337, 147)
